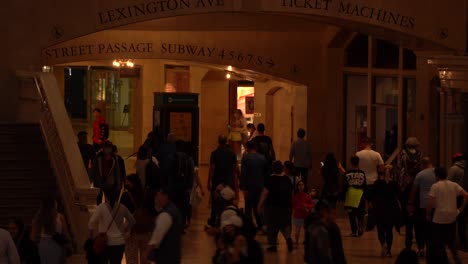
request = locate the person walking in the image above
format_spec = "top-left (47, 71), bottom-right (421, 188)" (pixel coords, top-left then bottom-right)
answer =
top-left (289, 128), bottom-right (312, 188)
top-left (0, 228), bottom-right (20, 264)
top-left (343, 156), bottom-right (367, 237)
top-left (292, 181), bottom-right (314, 245)
top-left (370, 165), bottom-right (400, 257)
top-left (207, 135), bottom-right (237, 228)
top-left (304, 201), bottom-right (346, 264)
top-left (356, 137), bottom-right (384, 188)
top-left (397, 137), bottom-right (422, 251)
top-left (257, 161), bottom-right (294, 252)
top-left (88, 189), bottom-right (135, 264)
top-left (252, 123), bottom-right (275, 168)
top-left (426, 167), bottom-right (468, 264)
top-left (448, 153), bottom-right (467, 251)
top-left (31, 197), bottom-right (70, 264)
top-left (407, 157), bottom-right (435, 257)
top-left (144, 188), bottom-right (183, 264)
top-left (120, 175), bottom-right (154, 264)
top-left (240, 140), bottom-right (267, 233)
top-left (89, 141), bottom-right (122, 205)
top-left (92, 108), bottom-right (108, 152)
top-left (321, 153), bottom-right (343, 208)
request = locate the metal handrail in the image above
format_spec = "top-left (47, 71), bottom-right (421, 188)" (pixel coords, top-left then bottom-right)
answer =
top-left (16, 72), bottom-right (82, 252)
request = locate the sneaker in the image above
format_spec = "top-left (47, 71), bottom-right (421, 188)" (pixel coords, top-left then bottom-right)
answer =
top-left (386, 251), bottom-right (392, 257)
top-left (380, 244), bottom-right (387, 257)
top-left (287, 238), bottom-right (294, 252)
top-left (266, 246), bottom-right (277, 252)
top-left (350, 233), bottom-right (358, 237)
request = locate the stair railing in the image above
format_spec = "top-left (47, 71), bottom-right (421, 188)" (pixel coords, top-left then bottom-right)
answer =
top-left (16, 71), bottom-right (98, 253)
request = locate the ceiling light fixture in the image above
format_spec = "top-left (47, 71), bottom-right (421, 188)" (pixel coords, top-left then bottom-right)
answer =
top-left (112, 59), bottom-right (135, 68)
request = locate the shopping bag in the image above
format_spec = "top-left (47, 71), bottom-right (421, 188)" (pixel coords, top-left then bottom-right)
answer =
top-left (344, 187), bottom-right (364, 208)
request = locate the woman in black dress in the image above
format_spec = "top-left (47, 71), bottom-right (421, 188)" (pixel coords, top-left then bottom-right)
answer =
top-left (370, 165), bottom-right (401, 257)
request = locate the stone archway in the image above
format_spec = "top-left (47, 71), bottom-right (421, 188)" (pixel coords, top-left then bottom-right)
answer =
top-left (265, 85), bottom-right (307, 162)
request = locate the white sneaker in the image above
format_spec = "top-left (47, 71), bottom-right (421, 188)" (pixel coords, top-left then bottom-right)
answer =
top-left (380, 244), bottom-right (387, 257)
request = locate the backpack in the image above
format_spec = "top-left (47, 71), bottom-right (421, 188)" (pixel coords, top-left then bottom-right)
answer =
top-left (145, 159), bottom-right (161, 192)
top-left (100, 123), bottom-right (109, 140)
top-left (224, 206), bottom-right (257, 239)
top-left (174, 152), bottom-right (194, 191)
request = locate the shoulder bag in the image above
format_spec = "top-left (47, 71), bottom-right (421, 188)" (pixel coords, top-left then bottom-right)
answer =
top-left (93, 203), bottom-right (120, 255)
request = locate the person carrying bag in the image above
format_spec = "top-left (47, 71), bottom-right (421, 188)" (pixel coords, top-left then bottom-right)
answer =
top-left (87, 189), bottom-right (136, 264)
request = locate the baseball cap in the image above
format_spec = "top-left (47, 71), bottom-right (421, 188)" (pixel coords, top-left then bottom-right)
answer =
top-left (452, 153), bottom-right (466, 162)
top-left (220, 186), bottom-right (235, 201)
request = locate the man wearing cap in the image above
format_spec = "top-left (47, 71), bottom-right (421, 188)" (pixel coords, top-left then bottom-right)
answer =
top-left (449, 153), bottom-right (467, 250)
top-left (396, 137), bottom-right (422, 249)
top-left (77, 131), bottom-right (95, 175)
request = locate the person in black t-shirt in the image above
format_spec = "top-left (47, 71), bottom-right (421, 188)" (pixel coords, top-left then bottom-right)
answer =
top-left (257, 161), bottom-right (293, 252)
top-left (207, 135), bottom-right (238, 227)
top-left (252, 123), bottom-right (276, 166)
top-left (343, 156), bottom-right (367, 237)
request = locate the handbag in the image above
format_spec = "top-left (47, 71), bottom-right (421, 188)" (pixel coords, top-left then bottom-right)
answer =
top-left (93, 203), bottom-right (120, 255)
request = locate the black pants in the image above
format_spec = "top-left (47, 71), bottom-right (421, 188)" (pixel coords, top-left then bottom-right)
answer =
top-left (265, 207), bottom-right (292, 246)
top-left (88, 245), bottom-right (125, 264)
top-left (405, 211), bottom-right (418, 249)
top-left (348, 207), bottom-right (364, 235)
top-left (427, 222), bottom-right (461, 264)
top-left (244, 189), bottom-right (263, 229)
top-left (296, 167), bottom-right (309, 189)
top-left (173, 191), bottom-right (190, 226)
top-left (376, 223), bottom-right (393, 252)
top-left (414, 208), bottom-right (430, 250)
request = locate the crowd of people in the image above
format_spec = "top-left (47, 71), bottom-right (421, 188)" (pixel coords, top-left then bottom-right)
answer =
top-left (0, 107), bottom-right (467, 264)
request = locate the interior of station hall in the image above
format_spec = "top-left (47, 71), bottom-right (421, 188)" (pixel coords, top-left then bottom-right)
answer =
top-left (3, 0), bottom-right (468, 258)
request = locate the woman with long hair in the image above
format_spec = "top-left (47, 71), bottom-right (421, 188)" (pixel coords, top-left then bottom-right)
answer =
top-left (31, 197), bottom-right (70, 264)
top-left (321, 153), bottom-right (343, 208)
top-left (370, 165), bottom-right (401, 257)
top-left (228, 109), bottom-right (247, 158)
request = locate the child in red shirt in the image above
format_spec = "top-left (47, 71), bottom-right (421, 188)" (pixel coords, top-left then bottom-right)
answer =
top-left (292, 181), bottom-right (314, 245)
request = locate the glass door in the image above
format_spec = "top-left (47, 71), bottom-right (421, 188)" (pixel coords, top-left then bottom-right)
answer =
top-left (89, 69), bottom-right (120, 129)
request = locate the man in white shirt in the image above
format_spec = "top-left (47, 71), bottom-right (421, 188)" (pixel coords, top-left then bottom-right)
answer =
top-left (145, 188), bottom-right (183, 264)
top-left (356, 137), bottom-right (384, 187)
top-left (426, 167), bottom-right (468, 264)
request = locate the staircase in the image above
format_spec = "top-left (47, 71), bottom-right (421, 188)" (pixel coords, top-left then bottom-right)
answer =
top-left (0, 123), bottom-right (58, 227)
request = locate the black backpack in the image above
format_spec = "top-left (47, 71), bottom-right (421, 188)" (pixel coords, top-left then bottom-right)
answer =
top-left (224, 206), bottom-right (257, 239)
top-left (100, 123), bottom-right (109, 140)
top-left (145, 159), bottom-right (161, 192)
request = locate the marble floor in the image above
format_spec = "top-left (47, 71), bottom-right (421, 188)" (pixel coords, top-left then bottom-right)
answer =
top-left (179, 167), bottom-right (468, 264)
top-left (182, 201), bottom-right (468, 264)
